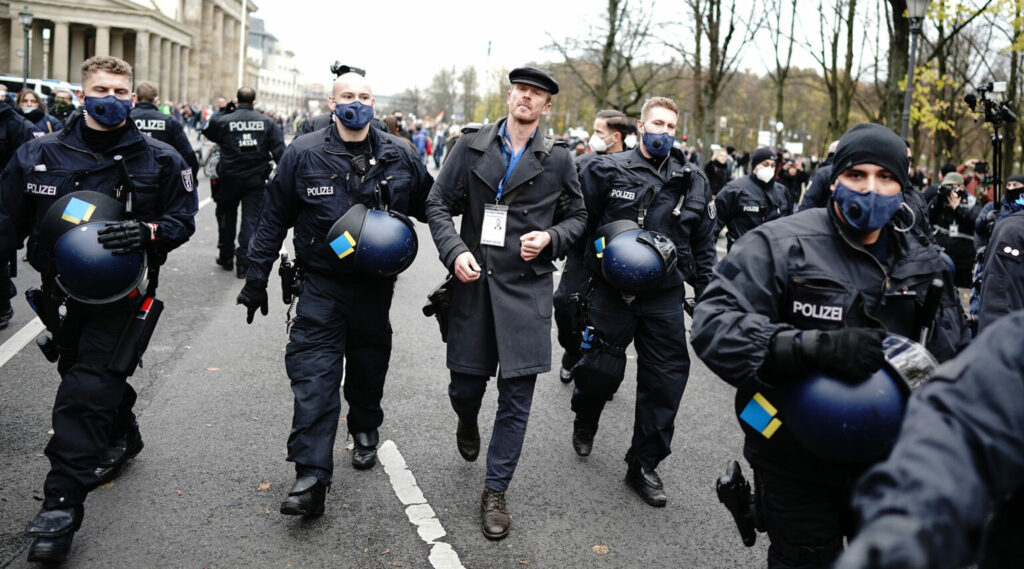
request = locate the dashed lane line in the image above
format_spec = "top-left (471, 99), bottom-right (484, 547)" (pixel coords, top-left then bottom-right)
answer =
top-left (377, 440), bottom-right (466, 569)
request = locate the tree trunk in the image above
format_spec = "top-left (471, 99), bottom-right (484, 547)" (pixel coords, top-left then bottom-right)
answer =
top-left (1003, 0), bottom-right (1022, 181)
top-left (884, 0), bottom-right (910, 129)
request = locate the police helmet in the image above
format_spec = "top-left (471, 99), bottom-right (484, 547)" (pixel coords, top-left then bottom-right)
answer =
top-left (590, 220), bottom-right (677, 293)
top-left (325, 204), bottom-right (418, 277)
top-left (781, 335), bottom-right (938, 463)
top-left (53, 221), bottom-right (148, 304)
top-left (41, 191), bottom-right (125, 248)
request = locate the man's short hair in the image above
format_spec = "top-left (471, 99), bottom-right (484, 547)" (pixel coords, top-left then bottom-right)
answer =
top-left (81, 55), bottom-right (133, 85)
top-left (136, 81), bottom-right (158, 103)
top-left (237, 87), bottom-right (256, 104)
top-left (596, 109), bottom-right (635, 138)
top-left (640, 97), bottom-right (678, 121)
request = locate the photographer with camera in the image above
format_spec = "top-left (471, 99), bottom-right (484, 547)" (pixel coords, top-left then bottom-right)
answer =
top-left (928, 172), bottom-right (982, 287)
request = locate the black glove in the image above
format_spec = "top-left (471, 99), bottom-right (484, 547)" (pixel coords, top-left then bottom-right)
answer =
top-left (97, 220), bottom-right (151, 255)
top-left (834, 515), bottom-right (929, 569)
top-left (771, 327), bottom-right (886, 383)
top-left (237, 280), bottom-right (268, 324)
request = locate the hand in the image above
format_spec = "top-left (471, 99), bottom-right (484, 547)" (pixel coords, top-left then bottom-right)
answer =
top-left (520, 231), bottom-right (551, 261)
top-left (802, 328), bottom-right (886, 382)
top-left (835, 516), bottom-right (929, 569)
top-left (947, 191), bottom-right (962, 209)
top-left (453, 251), bottom-right (481, 283)
top-left (97, 220), bottom-right (151, 255)
top-left (236, 280), bottom-right (268, 324)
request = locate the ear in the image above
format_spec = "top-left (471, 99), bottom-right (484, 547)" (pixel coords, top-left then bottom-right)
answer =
top-left (327, 96), bottom-right (336, 112)
top-left (540, 101), bottom-right (552, 116)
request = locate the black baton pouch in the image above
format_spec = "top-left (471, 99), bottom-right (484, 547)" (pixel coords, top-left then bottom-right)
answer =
top-left (110, 297), bottom-right (164, 376)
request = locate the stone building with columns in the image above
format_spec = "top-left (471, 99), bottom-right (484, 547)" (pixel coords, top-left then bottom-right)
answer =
top-left (0, 0), bottom-right (257, 105)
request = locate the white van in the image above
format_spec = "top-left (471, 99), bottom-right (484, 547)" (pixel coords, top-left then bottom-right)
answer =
top-left (0, 74), bottom-right (82, 105)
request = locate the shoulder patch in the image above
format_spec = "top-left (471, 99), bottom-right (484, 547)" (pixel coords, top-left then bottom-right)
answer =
top-left (181, 169), bottom-right (194, 192)
top-left (708, 201), bottom-right (717, 220)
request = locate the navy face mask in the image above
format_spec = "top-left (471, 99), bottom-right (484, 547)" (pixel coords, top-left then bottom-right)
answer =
top-left (833, 182), bottom-right (903, 233)
top-left (642, 130), bottom-right (674, 158)
top-left (84, 95), bottom-right (132, 127)
top-left (334, 100), bottom-right (375, 129)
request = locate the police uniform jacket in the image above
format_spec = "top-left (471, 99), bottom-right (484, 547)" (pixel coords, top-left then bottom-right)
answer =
top-left (0, 100), bottom-right (41, 167)
top-left (0, 113), bottom-right (198, 273)
top-left (974, 197), bottom-right (1024, 250)
top-left (691, 203), bottom-right (970, 471)
top-left (714, 172), bottom-right (792, 249)
top-left (246, 122), bottom-right (431, 284)
top-left (201, 103), bottom-right (284, 183)
top-left (426, 119), bottom-right (587, 377)
top-left (132, 101), bottom-right (200, 178)
top-left (977, 211), bottom-right (1024, 331)
top-left (852, 311), bottom-right (1024, 569)
top-left (579, 146), bottom-right (716, 297)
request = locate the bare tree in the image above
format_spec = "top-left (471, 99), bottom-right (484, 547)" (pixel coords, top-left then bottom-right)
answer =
top-left (426, 67), bottom-right (459, 118)
top-left (458, 67), bottom-right (480, 123)
top-left (670, 0), bottom-right (759, 146)
top-left (547, 0), bottom-right (672, 116)
top-left (759, 0), bottom-right (800, 126)
top-left (804, 0), bottom-right (862, 141)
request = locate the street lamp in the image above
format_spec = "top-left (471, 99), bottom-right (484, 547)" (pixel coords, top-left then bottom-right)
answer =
top-left (18, 6), bottom-right (33, 93)
top-left (900, 0), bottom-right (929, 139)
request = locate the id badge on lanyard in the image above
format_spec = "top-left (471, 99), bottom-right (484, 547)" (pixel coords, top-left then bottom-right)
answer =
top-left (481, 204), bottom-right (508, 246)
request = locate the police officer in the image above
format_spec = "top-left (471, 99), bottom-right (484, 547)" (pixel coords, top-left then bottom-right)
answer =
top-left (976, 204), bottom-right (1024, 332)
top-left (202, 86), bottom-right (284, 276)
top-left (714, 147), bottom-right (793, 251)
top-left (553, 108), bottom-right (633, 382)
top-left (425, 67), bottom-right (586, 540)
top-left (237, 71), bottom-right (431, 517)
top-left (838, 311), bottom-right (1024, 569)
top-left (570, 96), bottom-right (715, 507)
top-left (298, 65), bottom-right (386, 136)
top-left (973, 173), bottom-right (1024, 249)
top-left (0, 95), bottom-right (41, 329)
top-left (132, 81), bottom-right (199, 179)
top-left (0, 55), bottom-right (196, 563)
top-left (691, 123), bottom-right (969, 569)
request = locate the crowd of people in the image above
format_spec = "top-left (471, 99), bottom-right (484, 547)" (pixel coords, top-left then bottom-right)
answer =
top-left (2, 54), bottom-right (1024, 569)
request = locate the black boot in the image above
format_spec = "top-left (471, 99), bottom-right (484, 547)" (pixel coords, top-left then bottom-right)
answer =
top-left (0, 303), bottom-right (12, 330)
top-left (625, 463), bottom-right (668, 507)
top-left (481, 488), bottom-right (511, 540)
top-left (456, 419), bottom-right (480, 462)
top-left (94, 429), bottom-right (144, 486)
top-left (25, 507), bottom-right (81, 563)
top-left (235, 262), bottom-right (248, 280)
top-left (571, 420), bottom-right (597, 457)
top-left (351, 430), bottom-right (379, 470)
top-left (280, 476), bottom-right (327, 516)
top-left (215, 253), bottom-right (233, 271)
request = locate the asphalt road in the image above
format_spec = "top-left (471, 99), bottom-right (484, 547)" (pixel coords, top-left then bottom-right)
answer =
top-left (0, 165), bottom-right (767, 568)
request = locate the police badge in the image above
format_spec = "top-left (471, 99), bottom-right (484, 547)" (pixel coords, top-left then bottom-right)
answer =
top-left (181, 169), bottom-right (194, 192)
top-left (708, 201), bottom-right (717, 220)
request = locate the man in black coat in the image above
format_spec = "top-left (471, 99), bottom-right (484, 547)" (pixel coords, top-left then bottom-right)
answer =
top-left (425, 67), bottom-right (586, 540)
top-left (202, 87), bottom-right (284, 276)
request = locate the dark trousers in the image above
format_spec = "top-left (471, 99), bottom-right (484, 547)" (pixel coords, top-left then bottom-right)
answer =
top-left (753, 464), bottom-right (860, 569)
top-left (284, 272), bottom-right (394, 485)
top-left (449, 371), bottom-right (537, 492)
top-left (212, 176), bottom-right (264, 265)
top-left (43, 302), bottom-right (137, 508)
top-left (571, 283), bottom-right (689, 470)
top-left (552, 250), bottom-right (590, 370)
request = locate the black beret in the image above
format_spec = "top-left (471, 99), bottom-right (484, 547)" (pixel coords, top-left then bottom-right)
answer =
top-left (750, 147), bottom-right (775, 168)
top-left (509, 67), bottom-right (559, 95)
top-left (829, 123), bottom-right (909, 190)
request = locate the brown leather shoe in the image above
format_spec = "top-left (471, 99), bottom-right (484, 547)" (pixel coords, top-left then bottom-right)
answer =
top-left (481, 488), bottom-right (511, 540)
top-left (456, 420), bottom-right (480, 462)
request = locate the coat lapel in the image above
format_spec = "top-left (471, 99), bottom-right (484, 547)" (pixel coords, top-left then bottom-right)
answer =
top-left (502, 133), bottom-right (547, 199)
top-left (470, 122), bottom-right (503, 195)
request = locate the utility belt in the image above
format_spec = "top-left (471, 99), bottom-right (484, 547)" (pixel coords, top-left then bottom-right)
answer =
top-left (26, 279), bottom-right (163, 376)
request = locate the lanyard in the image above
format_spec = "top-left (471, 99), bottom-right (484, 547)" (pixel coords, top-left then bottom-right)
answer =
top-left (497, 125), bottom-right (531, 202)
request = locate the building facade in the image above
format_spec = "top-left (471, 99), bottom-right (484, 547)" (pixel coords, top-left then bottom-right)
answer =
top-left (0, 0), bottom-right (256, 104)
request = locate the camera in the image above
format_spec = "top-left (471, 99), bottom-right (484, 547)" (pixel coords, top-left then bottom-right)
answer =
top-left (939, 185), bottom-right (969, 201)
top-left (964, 82), bottom-right (1018, 126)
top-left (975, 160), bottom-right (988, 174)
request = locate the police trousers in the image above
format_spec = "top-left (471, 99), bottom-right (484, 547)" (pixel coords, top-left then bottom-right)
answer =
top-left (44, 301), bottom-right (138, 508)
top-left (571, 282), bottom-right (689, 470)
top-left (284, 272), bottom-right (393, 485)
top-left (212, 176), bottom-right (264, 265)
top-left (449, 371), bottom-right (537, 493)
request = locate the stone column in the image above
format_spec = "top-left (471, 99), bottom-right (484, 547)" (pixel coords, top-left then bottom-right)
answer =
top-left (199, 0), bottom-right (214, 102)
top-left (52, 21), bottom-right (69, 81)
top-left (179, 46), bottom-right (190, 104)
top-left (0, 19), bottom-right (10, 73)
top-left (9, 19), bottom-right (23, 82)
top-left (213, 7), bottom-right (224, 97)
top-left (159, 38), bottom-right (171, 101)
top-left (149, 33), bottom-right (160, 84)
top-left (134, 30), bottom-right (150, 82)
top-left (169, 43), bottom-right (181, 102)
top-left (110, 30), bottom-right (125, 59)
top-left (69, 26), bottom-right (86, 82)
top-left (94, 25), bottom-right (110, 56)
top-left (30, 21), bottom-right (43, 79)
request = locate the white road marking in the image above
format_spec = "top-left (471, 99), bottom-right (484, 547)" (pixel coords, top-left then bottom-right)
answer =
top-left (377, 440), bottom-right (466, 569)
top-left (0, 317), bottom-right (45, 369)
